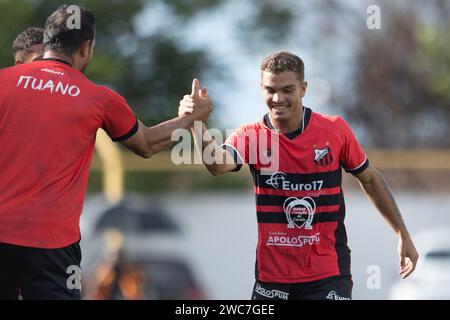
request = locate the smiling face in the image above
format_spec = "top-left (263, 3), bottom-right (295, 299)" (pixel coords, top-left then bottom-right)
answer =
top-left (259, 52), bottom-right (308, 131)
top-left (261, 70), bottom-right (307, 124)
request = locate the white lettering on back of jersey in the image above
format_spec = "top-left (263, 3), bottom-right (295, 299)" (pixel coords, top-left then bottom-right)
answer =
top-left (40, 68), bottom-right (65, 76)
top-left (17, 75), bottom-right (80, 97)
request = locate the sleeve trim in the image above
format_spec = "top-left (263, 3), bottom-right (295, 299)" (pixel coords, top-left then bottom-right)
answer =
top-left (345, 157), bottom-right (369, 175)
top-left (111, 118), bottom-right (139, 142)
top-left (221, 143), bottom-right (243, 172)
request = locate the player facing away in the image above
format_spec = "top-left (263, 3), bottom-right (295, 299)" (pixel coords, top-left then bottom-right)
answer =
top-left (0, 5), bottom-right (210, 300)
top-left (12, 27), bottom-right (44, 65)
top-left (179, 51), bottom-right (419, 300)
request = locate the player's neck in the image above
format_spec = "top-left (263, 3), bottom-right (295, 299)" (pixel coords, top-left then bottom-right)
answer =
top-left (270, 106), bottom-right (304, 134)
top-left (42, 51), bottom-right (74, 67)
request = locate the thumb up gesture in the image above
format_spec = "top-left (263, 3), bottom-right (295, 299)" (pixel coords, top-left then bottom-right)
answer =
top-left (178, 79), bottom-right (212, 122)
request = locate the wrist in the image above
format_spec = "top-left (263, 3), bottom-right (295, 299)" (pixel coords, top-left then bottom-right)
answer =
top-left (397, 230), bottom-right (411, 240)
top-left (180, 113), bottom-right (195, 127)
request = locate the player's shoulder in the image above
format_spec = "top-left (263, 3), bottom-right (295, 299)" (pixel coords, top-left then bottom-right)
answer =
top-left (0, 64), bottom-right (35, 87)
top-left (312, 110), bottom-right (346, 126)
top-left (311, 110), bottom-right (352, 131)
top-left (0, 66), bottom-right (9, 79)
top-left (0, 67), bottom-right (10, 86)
top-left (91, 83), bottom-right (118, 96)
top-left (0, 64), bottom-right (25, 76)
top-left (310, 110), bottom-right (355, 141)
top-left (49, 66), bottom-right (118, 99)
top-left (86, 81), bottom-right (126, 103)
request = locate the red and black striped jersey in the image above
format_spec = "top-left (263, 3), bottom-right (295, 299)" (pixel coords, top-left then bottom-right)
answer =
top-left (224, 107), bottom-right (368, 283)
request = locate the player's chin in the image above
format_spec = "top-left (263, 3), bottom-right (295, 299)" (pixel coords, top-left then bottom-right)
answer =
top-left (269, 109), bottom-right (290, 121)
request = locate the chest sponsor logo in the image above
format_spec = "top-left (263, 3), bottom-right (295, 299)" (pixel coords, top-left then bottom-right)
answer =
top-left (314, 147), bottom-right (333, 167)
top-left (283, 196), bottom-right (316, 229)
top-left (265, 172), bottom-right (323, 191)
top-left (266, 231), bottom-right (320, 247)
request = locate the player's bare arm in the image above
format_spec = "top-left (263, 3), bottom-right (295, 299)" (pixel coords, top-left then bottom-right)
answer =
top-left (178, 80), bottom-right (238, 176)
top-left (191, 122), bottom-right (238, 176)
top-left (354, 165), bottom-right (419, 279)
top-left (121, 79), bottom-right (212, 159)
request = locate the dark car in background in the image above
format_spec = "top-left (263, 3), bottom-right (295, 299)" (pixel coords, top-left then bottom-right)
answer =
top-left (80, 195), bottom-right (206, 300)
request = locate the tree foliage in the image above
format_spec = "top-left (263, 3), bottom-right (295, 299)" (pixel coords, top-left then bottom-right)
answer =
top-left (0, 0), bottom-right (222, 125)
top-left (343, 1), bottom-right (450, 147)
top-left (1, 0), bottom-right (449, 148)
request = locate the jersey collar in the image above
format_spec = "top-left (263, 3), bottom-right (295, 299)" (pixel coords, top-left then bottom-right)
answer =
top-left (263, 106), bottom-right (312, 140)
top-left (34, 57), bottom-right (73, 67)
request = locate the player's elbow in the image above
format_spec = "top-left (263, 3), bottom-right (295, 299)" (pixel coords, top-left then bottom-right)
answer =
top-left (141, 152), bottom-right (152, 159)
top-left (135, 149), bottom-right (152, 159)
top-left (141, 145), bottom-right (162, 159)
top-left (207, 168), bottom-right (221, 176)
top-left (207, 164), bottom-right (234, 176)
top-left (139, 136), bottom-right (161, 159)
top-left (210, 170), bottom-right (224, 177)
top-left (137, 143), bottom-right (155, 159)
top-left (207, 166), bottom-right (224, 176)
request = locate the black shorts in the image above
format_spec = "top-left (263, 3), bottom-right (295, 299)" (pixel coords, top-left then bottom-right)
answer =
top-left (0, 241), bottom-right (82, 300)
top-left (252, 275), bottom-right (353, 300)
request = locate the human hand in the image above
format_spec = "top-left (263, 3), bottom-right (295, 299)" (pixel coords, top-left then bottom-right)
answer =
top-left (178, 79), bottom-right (212, 122)
top-left (398, 235), bottom-right (419, 279)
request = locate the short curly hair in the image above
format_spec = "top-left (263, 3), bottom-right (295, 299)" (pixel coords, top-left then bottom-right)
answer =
top-left (12, 27), bottom-right (44, 59)
top-left (261, 51), bottom-right (305, 81)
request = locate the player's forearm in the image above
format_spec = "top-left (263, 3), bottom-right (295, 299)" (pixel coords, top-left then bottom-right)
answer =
top-left (357, 167), bottom-right (411, 238)
top-left (191, 123), bottom-right (236, 176)
top-left (143, 115), bottom-right (195, 156)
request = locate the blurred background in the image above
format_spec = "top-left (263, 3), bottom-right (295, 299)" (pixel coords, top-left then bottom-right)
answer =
top-left (1, 0), bottom-right (449, 299)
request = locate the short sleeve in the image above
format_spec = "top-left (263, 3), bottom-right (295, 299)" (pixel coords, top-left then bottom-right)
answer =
top-left (102, 89), bottom-right (138, 142)
top-left (338, 117), bottom-right (369, 174)
top-left (222, 126), bottom-right (251, 172)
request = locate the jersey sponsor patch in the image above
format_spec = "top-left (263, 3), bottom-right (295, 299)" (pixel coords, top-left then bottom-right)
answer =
top-left (254, 283), bottom-right (289, 300)
top-left (283, 196), bottom-right (316, 229)
top-left (265, 172), bottom-right (324, 191)
top-left (266, 232), bottom-right (320, 247)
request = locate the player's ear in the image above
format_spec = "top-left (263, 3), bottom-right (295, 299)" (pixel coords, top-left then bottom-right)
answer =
top-left (78, 40), bottom-right (93, 59)
top-left (14, 53), bottom-right (24, 65)
top-left (300, 81), bottom-right (307, 97)
top-left (79, 41), bottom-right (88, 58)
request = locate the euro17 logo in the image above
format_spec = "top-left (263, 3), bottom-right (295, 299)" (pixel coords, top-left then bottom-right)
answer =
top-left (66, 5), bottom-right (81, 30)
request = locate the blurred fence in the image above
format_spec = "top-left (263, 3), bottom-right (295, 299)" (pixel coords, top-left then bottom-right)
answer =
top-left (90, 149), bottom-right (450, 172)
top-left (87, 149), bottom-right (450, 193)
